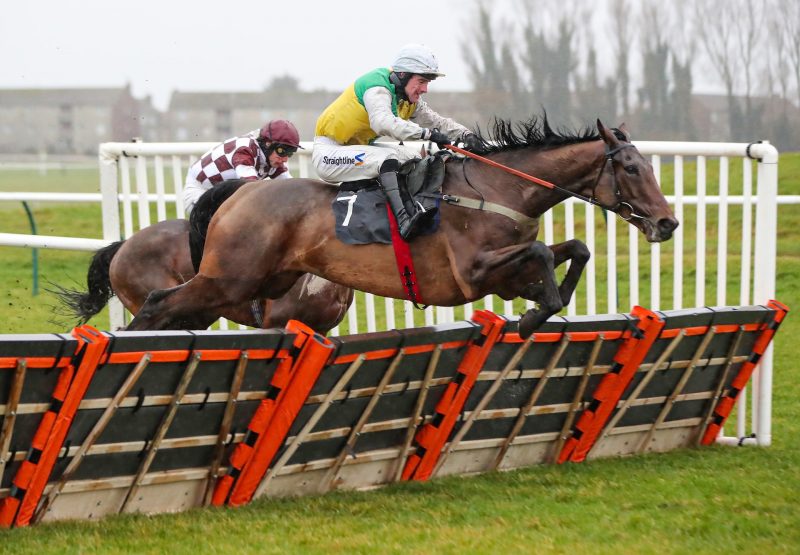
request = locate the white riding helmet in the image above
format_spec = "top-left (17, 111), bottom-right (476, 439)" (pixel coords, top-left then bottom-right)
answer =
top-left (391, 43), bottom-right (446, 77)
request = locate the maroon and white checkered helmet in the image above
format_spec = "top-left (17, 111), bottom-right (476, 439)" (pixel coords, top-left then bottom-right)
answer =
top-left (259, 119), bottom-right (302, 148)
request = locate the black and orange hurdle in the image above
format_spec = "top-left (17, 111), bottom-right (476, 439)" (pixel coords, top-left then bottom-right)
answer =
top-left (0, 302), bottom-right (787, 526)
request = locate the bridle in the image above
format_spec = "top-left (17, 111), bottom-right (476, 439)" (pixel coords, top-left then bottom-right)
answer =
top-left (445, 140), bottom-right (648, 222)
top-left (585, 143), bottom-right (647, 221)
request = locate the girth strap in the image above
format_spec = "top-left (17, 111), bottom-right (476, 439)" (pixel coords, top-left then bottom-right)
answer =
top-left (386, 205), bottom-right (426, 308)
top-left (250, 299), bottom-right (264, 328)
top-left (441, 194), bottom-right (538, 227)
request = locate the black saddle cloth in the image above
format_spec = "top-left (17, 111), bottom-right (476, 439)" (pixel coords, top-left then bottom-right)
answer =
top-left (333, 185), bottom-right (392, 244)
top-left (331, 154), bottom-right (447, 245)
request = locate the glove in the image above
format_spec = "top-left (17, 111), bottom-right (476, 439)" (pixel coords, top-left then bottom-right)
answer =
top-left (461, 133), bottom-right (488, 155)
top-left (426, 129), bottom-right (451, 148)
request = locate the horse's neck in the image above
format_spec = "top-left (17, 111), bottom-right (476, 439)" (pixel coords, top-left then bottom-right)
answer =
top-left (526, 140), bottom-right (605, 185)
top-left (447, 141), bottom-right (606, 216)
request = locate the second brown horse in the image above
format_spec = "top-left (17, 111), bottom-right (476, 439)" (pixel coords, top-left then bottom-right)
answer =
top-left (56, 182), bottom-right (353, 333)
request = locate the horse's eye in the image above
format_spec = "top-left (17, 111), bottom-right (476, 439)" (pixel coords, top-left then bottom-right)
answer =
top-left (624, 164), bottom-right (639, 175)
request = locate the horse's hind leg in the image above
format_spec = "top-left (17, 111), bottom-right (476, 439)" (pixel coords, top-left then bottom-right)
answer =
top-left (127, 275), bottom-right (247, 331)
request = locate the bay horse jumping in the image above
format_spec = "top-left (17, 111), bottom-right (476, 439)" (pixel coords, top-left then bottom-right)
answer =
top-left (56, 182), bottom-right (353, 334)
top-left (127, 118), bottom-right (678, 338)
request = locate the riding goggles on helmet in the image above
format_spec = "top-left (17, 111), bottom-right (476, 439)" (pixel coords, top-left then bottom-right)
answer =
top-left (273, 144), bottom-right (297, 158)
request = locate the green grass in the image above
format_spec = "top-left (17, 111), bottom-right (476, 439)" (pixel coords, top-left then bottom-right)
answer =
top-left (1, 156), bottom-right (799, 552)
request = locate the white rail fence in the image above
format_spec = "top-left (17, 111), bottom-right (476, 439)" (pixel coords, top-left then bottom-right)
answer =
top-left (0, 139), bottom-right (785, 447)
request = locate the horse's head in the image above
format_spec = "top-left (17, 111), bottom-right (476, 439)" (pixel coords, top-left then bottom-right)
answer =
top-left (592, 120), bottom-right (678, 242)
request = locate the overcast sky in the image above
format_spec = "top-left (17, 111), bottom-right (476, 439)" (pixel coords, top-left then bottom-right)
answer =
top-left (1, 0), bottom-right (480, 110)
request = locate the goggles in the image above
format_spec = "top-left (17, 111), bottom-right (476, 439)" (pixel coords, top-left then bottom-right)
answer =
top-left (273, 144), bottom-right (297, 158)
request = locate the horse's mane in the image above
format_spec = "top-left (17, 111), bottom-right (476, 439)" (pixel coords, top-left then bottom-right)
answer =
top-left (188, 179), bottom-right (249, 272)
top-left (473, 114), bottom-right (600, 153)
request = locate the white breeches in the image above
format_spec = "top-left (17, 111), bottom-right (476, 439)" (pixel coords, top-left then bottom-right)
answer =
top-left (311, 136), bottom-right (421, 183)
top-left (182, 180), bottom-right (212, 216)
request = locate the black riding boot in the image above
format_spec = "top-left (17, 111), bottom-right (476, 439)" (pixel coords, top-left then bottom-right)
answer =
top-left (379, 169), bottom-right (430, 241)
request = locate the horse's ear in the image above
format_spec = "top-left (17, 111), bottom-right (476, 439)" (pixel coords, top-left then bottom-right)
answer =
top-left (596, 119), bottom-right (618, 145)
top-left (617, 122), bottom-right (631, 141)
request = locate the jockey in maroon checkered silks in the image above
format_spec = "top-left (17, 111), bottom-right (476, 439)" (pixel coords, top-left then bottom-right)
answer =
top-left (312, 44), bottom-right (488, 240)
top-left (183, 119), bottom-right (303, 216)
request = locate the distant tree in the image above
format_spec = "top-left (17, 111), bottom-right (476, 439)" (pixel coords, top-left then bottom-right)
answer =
top-left (266, 75), bottom-right (300, 93)
top-left (575, 46), bottom-right (600, 116)
top-left (575, 46), bottom-right (617, 124)
top-left (518, 0), bottom-right (580, 125)
top-left (765, 3), bottom-right (790, 103)
top-left (499, 43), bottom-right (527, 119)
top-left (637, 2), bottom-right (671, 133)
top-left (519, 12), bottom-right (548, 112)
top-left (462, 2), bottom-right (503, 85)
top-left (458, 0), bottom-right (797, 146)
top-left (696, 0), bottom-right (766, 140)
top-left (550, 19), bottom-right (578, 123)
top-left (609, 0), bottom-right (633, 116)
top-left (734, 0), bottom-right (766, 138)
top-left (785, 0), bottom-right (800, 107)
top-left (462, 1), bottom-right (525, 120)
top-left (764, 0), bottom-right (795, 148)
top-left (666, 0), bottom-right (696, 140)
top-left (670, 56), bottom-right (695, 140)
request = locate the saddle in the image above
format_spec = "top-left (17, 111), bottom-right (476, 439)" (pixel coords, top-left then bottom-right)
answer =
top-left (332, 153), bottom-right (448, 245)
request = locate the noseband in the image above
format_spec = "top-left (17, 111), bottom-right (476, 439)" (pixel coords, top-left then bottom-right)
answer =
top-left (587, 143), bottom-right (647, 221)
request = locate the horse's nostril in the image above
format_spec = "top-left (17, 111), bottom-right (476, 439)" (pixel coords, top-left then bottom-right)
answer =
top-left (658, 218), bottom-right (679, 234)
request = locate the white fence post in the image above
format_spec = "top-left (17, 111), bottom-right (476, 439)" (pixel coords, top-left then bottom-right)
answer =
top-left (98, 145), bottom-right (125, 329)
top-left (751, 141), bottom-right (779, 447)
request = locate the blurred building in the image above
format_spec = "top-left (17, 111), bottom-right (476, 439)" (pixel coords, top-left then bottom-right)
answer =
top-left (0, 85), bottom-right (159, 155)
top-left (165, 89), bottom-right (337, 142)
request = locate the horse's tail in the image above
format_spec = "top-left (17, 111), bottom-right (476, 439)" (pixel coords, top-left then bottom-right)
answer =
top-left (52, 240), bottom-right (126, 324)
top-left (189, 179), bottom-right (249, 272)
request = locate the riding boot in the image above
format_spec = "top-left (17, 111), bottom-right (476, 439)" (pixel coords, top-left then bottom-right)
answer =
top-left (379, 170), bottom-right (432, 241)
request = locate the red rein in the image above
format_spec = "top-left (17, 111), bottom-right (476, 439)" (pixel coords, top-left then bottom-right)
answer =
top-left (443, 143), bottom-right (556, 190)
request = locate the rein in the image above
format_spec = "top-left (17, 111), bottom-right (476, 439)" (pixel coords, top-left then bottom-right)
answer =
top-left (444, 142), bottom-right (647, 222)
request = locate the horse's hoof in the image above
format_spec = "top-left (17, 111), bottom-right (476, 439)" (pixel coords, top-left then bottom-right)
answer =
top-left (518, 310), bottom-right (542, 339)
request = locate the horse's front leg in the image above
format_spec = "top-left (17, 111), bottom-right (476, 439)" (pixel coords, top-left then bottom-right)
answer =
top-left (521, 240), bottom-right (591, 303)
top-left (550, 239), bottom-right (591, 306)
top-left (471, 241), bottom-right (562, 339)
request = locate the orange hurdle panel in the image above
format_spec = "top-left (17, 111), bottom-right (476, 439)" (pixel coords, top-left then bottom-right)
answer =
top-left (401, 310), bottom-right (506, 481)
top-left (557, 306), bottom-right (665, 464)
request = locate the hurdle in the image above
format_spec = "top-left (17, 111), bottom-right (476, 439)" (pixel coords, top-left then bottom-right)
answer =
top-left (0, 302), bottom-right (787, 526)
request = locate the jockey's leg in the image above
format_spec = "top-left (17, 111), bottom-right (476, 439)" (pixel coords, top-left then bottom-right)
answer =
top-left (378, 159), bottom-right (436, 241)
top-left (182, 180), bottom-right (210, 218)
top-left (312, 139), bottom-right (432, 240)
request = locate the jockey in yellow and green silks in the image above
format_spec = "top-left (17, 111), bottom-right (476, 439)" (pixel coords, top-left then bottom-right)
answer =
top-left (312, 43), bottom-right (487, 240)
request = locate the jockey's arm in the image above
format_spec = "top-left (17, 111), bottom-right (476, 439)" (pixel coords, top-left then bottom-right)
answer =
top-left (410, 100), bottom-right (471, 142)
top-left (363, 87), bottom-right (428, 141)
top-left (231, 144), bottom-right (261, 181)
